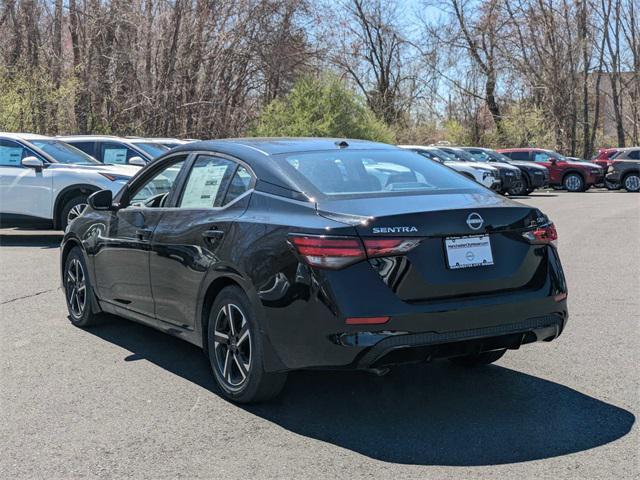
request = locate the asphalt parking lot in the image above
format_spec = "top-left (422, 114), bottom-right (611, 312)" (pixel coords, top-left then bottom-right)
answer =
top-left (0, 190), bottom-right (638, 479)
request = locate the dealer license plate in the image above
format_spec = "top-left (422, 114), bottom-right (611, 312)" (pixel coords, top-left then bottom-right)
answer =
top-left (445, 235), bottom-right (494, 269)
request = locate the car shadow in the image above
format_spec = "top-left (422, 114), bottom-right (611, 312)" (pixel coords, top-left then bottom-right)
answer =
top-left (0, 231), bottom-right (62, 248)
top-left (86, 316), bottom-right (635, 467)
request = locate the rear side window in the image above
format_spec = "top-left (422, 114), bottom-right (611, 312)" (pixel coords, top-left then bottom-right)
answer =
top-left (223, 165), bottom-right (252, 205)
top-left (508, 151), bottom-right (530, 161)
top-left (0, 139), bottom-right (26, 166)
top-left (628, 150), bottom-right (640, 160)
top-left (69, 141), bottom-right (96, 157)
top-left (278, 149), bottom-right (481, 198)
top-left (179, 156), bottom-right (236, 208)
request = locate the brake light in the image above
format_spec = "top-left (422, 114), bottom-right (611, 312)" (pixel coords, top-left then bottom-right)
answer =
top-left (345, 316), bottom-right (390, 325)
top-left (523, 223), bottom-right (558, 246)
top-left (289, 236), bottom-right (365, 269)
top-left (289, 235), bottom-right (421, 269)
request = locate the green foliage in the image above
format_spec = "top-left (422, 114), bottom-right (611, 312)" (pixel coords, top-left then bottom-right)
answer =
top-left (252, 76), bottom-right (395, 143)
top-left (486, 104), bottom-right (554, 149)
top-left (0, 67), bottom-right (76, 134)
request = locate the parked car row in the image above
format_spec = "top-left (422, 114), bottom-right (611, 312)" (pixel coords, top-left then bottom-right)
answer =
top-left (0, 133), bottom-right (193, 229)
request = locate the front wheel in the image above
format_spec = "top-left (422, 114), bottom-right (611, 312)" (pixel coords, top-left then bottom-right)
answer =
top-left (563, 173), bottom-right (585, 192)
top-left (449, 349), bottom-right (506, 367)
top-left (207, 286), bottom-right (287, 403)
top-left (59, 195), bottom-right (89, 230)
top-left (508, 176), bottom-right (529, 196)
top-left (64, 247), bottom-right (102, 327)
top-left (623, 173), bottom-right (640, 192)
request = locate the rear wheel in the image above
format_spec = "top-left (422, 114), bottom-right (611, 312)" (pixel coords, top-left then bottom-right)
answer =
top-left (623, 173), bottom-right (640, 192)
top-left (59, 194), bottom-right (89, 230)
top-left (207, 286), bottom-right (287, 403)
top-left (64, 247), bottom-right (102, 327)
top-left (563, 173), bottom-right (585, 192)
top-left (449, 349), bottom-right (506, 367)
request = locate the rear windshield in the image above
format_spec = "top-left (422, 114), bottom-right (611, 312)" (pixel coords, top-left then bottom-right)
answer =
top-left (30, 140), bottom-right (99, 165)
top-left (277, 149), bottom-right (482, 198)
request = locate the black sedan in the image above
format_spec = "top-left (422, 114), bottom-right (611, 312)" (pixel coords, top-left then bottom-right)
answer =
top-left (61, 138), bottom-right (569, 403)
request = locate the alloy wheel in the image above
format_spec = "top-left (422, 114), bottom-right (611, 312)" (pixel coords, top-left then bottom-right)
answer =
top-left (67, 203), bottom-right (88, 225)
top-left (624, 174), bottom-right (640, 192)
top-left (213, 304), bottom-right (252, 390)
top-left (66, 258), bottom-right (86, 318)
top-left (564, 175), bottom-right (583, 192)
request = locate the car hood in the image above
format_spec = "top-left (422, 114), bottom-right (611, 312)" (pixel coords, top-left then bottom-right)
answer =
top-left (507, 160), bottom-right (547, 171)
top-left (48, 163), bottom-right (140, 176)
top-left (564, 160), bottom-right (601, 169)
top-left (489, 161), bottom-right (520, 172)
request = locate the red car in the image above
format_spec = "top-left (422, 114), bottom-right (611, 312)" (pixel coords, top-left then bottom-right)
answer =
top-left (498, 148), bottom-right (604, 192)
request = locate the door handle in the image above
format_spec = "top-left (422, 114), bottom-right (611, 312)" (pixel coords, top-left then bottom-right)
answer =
top-left (136, 228), bottom-right (153, 241)
top-left (202, 229), bottom-right (224, 240)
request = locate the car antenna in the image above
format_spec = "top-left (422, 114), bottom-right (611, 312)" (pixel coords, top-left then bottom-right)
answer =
top-left (335, 140), bottom-right (349, 148)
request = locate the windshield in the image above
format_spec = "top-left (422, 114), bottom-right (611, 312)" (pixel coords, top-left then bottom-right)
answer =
top-left (130, 142), bottom-right (170, 158)
top-left (472, 149), bottom-right (513, 163)
top-left (278, 149), bottom-right (482, 198)
top-left (440, 147), bottom-right (476, 162)
top-left (30, 140), bottom-right (99, 165)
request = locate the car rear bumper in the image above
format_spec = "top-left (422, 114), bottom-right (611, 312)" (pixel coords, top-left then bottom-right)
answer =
top-left (261, 289), bottom-right (568, 372)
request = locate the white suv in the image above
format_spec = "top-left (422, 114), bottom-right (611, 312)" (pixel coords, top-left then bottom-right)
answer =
top-left (0, 133), bottom-right (140, 230)
top-left (400, 145), bottom-right (499, 189)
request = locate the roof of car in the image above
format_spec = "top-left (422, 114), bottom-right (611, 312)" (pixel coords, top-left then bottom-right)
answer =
top-left (497, 147), bottom-right (547, 152)
top-left (0, 132), bottom-right (51, 141)
top-left (176, 137), bottom-right (395, 156)
top-left (56, 135), bottom-right (132, 142)
top-left (165, 137), bottom-right (397, 197)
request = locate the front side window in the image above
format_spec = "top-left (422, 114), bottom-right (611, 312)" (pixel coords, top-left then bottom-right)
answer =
top-left (101, 142), bottom-right (139, 165)
top-left (179, 156), bottom-right (237, 208)
top-left (130, 159), bottom-right (186, 206)
top-left (277, 149), bottom-right (481, 198)
top-left (0, 140), bottom-right (26, 167)
top-left (30, 140), bottom-right (98, 165)
top-left (533, 151), bottom-right (551, 162)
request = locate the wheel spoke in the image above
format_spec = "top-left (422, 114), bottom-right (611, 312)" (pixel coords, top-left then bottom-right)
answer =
top-left (222, 349), bottom-right (230, 379)
top-left (67, 270), bottom-right (76, 283)
top-left (236, 325), bottom-right (249, 346)
top-left (214, 331), bottom-right (228, 344)
top-left (233, 353), bottom-right (247, 380)
top-left (228, 305), bottom-right (237, 335)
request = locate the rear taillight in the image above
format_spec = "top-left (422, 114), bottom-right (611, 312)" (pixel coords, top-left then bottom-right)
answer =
top-left (523, 223), bottom-right (558, 246)
top-left (289, 235), bottom-right (420, 269)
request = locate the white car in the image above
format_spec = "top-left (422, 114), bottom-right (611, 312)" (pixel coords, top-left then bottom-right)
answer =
top-left (399, 145), bottom-right (499, 189)
top-left (0, 133), bottom-right (139, 230)
top-left (57, 135), bottom-right (170, 165)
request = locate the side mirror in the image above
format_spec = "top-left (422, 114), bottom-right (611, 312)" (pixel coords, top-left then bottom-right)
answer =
top-left (88, 189), bottom-right (114, 211)
top-left (549, 158), bottom-right (558, 164)
top-left (22, 156), bottom-right (44, 172)
top-left (129, 156), bottom-right (146, 167)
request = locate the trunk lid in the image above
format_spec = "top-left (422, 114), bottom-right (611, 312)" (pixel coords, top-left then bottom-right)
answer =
top-left (317, 192), bottom-right (547, 301)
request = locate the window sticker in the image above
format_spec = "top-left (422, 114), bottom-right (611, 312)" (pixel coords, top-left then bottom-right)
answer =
top-left (103, 148), bottom-right (128, 164)
top-left (0, 146), bottom-right (24, 166)
top-left (181, 163), bottom-right (230, 208)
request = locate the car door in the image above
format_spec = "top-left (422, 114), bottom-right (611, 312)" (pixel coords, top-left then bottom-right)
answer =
top-left (0, 139), bottom-right (53, 220)
top-left (92, 155), bottom-right (188, 317)
top-left (532, 151), bottom-right (560, 184)
top-left (149, 154), bottom-right (254, 329)
top-left (100, 141), bottom-right (145, 165)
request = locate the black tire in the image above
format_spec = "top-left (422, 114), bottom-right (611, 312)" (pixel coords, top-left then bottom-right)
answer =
top-left (64, 247), bottom-right (102, 327)
top-left (508, 176), bottom-right (529, 196)
top-left (622, 173), bottom-right (640, 192)
top-left (207, 286), bottom-right (287, 403)
top-left (59, 194), bottom-right (89, 230)
top-left (605, 180), bottom-right (621, 190)
top-left (449, 349), bottom-right (506, 367)
top-left (562, 173), bottom-right (585, 192)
